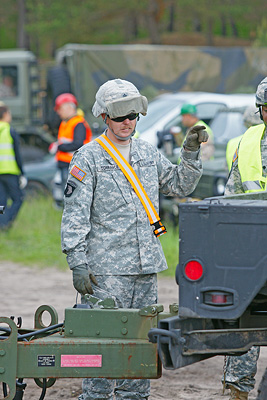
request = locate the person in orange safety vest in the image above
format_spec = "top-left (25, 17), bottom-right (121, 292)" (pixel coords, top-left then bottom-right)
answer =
top-left (50, 93), bottom-right (92, 207)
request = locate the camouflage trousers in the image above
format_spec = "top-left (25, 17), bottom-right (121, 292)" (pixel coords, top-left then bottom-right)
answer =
top-left (223, 346), bottom-right (260, 393)
top-left (79, 274), bottom-right (158, 400)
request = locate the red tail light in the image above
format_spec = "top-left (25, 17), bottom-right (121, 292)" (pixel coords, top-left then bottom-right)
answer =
top-left (184, 260), bottom-right (203, 281)
top-left (212, 294), bottom-right (227, 304)
top-left (203, 291), bottom-right (234, 306)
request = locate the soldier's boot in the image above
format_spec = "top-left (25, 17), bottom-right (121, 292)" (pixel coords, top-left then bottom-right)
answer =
top-left (229, 385), bottom-right (248, 400)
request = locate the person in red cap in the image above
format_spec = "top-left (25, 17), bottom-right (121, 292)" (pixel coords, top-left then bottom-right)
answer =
top-left (50, 93), bottom-right (92, 207)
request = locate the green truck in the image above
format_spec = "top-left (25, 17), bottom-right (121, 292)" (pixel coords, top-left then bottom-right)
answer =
top-left (0, 49), bottom-right (54, 163)
top-left (1, 43), bottom-right (267, 140)
top-left (0, 44), bottom-right (266, 197)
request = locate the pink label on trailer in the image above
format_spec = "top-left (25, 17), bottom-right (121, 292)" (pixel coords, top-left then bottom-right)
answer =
top-left (61, 355), bottom-right (102, 367)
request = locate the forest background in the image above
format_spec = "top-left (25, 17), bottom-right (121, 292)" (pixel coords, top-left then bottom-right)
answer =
top-left (0, 0), bottom-right (266, 59)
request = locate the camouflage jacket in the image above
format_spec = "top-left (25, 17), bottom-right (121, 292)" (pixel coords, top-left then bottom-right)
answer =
top-left (225, 125), bottom-right (267, 195)
top-left (61, 136), bottom-right (202, 275)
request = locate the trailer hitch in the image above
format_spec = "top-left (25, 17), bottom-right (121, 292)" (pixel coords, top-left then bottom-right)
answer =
top-left (0, 302), bottom-right (176, 399)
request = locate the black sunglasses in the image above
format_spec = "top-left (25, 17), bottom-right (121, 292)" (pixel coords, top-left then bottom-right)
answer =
top-left (110, 113), bottom-right (139, 123)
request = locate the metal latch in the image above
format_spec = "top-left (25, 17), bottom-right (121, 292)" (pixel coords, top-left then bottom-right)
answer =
top-left (139, 304), bottom-right (164, 316)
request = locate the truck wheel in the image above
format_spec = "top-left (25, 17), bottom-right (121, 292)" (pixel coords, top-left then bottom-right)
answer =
top-left (45, 65), bottom-right (72, 134)
top-left (47, 65), bottom-right (72, 98)
top-left (25, 181), bottom-right (50, 198)
top-left (21, 145), bottom-right (47, 163)
top-left (256, 367), bottom-right (267, 400)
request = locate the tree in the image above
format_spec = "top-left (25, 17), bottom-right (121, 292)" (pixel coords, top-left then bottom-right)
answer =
top-left (254, 17), bottom-right (267, 47)
top-left (0, 0), bottom-right (266, 57)
top-left (17, 0), bottom-right (30, 49)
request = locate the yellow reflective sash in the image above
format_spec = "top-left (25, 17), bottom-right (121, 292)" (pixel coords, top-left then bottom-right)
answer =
top-left (95, 134), bottom-right (167, 237)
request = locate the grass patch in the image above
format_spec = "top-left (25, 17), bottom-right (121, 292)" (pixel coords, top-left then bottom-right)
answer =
top-left (0, 196), bottom-right (68, 270)
top-left (159, 223), bottom-right (179, 278)
top-left (0, 197), bottom-right (179, 275)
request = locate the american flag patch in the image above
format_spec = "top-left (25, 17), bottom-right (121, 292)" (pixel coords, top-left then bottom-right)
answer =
top-left (70, 165), bottom-right (86, 181)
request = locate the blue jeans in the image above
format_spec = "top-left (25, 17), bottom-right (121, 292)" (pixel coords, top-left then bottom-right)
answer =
top-left (0, 174), bottom-right (24, 228)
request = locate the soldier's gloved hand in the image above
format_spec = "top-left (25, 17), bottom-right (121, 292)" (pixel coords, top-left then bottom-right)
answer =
top-left (72, 264), bottom-right (98, 295)
top-left (183, 125), bottom-right (209, 152)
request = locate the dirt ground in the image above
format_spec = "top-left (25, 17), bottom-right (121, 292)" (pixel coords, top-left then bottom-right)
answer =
top-left (0, 261), bottom-right (266, 400)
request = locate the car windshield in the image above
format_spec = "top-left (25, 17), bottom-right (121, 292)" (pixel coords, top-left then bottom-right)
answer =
top-left (211, 112), bottom-right (247, 144)
top-left (137, 96), bottom-right (184, 133)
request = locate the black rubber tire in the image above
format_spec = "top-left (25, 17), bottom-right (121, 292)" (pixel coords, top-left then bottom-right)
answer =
top-left (256, 367), bottom-right (267, 400)
top-left (21, 145), bottom-right (47, 163)
top-left (47, 65), bottom-right (72, 100)
top-left (45, 65), bottom-right (72, 134)
top-left (25, 180), bottom-right (51, 198)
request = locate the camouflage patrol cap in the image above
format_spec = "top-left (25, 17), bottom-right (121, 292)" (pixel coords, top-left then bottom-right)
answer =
top-left (243, 105), bottom-right (262, 128)
top-left (92, 78), bottom-right (148, 118)
top-left (255, 77), bottom-right (267, 107)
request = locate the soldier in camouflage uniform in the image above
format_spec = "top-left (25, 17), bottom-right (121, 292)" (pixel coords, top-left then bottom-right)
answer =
top-left (61, 78), bottom-right (208, 400)
top-left (223, 77), bottom-right (267, 400)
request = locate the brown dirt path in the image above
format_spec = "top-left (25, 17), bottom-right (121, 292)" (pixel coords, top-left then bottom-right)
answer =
top-left (0, 261), bottom-right (265, 399)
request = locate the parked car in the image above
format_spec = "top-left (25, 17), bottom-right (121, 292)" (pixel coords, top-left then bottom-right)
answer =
top-left (190, 107), bottom-right (257, 199)
top-left (24, 154), bottom-right (56, 197)
top-left (19, 129), bottom-right (54, 163)
top-left (137, 92), bottom-right (255, 147)
top-left (159, 106), bottom-right (258, 224)
top-left (212, 108), bottom-right (248, 145)
top-left (23, 100), bottom-right (255, 203)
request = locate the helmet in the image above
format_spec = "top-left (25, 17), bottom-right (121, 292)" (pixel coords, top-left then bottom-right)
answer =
top-left (92, 79), bottom-right (148, 118)
top-left (255, 77), bottom-right (267, 107)
top-left (54, 93), bottom-right (78, 111)
top-left (243, 105), bottom-right (262, 128)
top-left (180, 103), bottom-right (197, 115)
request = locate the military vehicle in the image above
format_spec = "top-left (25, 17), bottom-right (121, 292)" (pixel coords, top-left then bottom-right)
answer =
top-left (0, 50), bottom-right (54, 163)
top-left (153, 191), bottom-right (267, 358)
top-left (151, 190), bottom-right (267, 399)
top-left (1, 44), bottom-right (266, 159)
top-left (0, 50), bottom-right (41, 131)
top-left (2, 43), bottom-right (267, 128)
top-left (0, 45), bottom-right (265, 199)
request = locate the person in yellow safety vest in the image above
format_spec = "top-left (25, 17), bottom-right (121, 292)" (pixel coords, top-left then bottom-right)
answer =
top-left (225, 106), bottom-right (262, 172)
top-left (49, 93), bottom-right (92, 207)
top-left (0, 104), bottom-right (25, 230)
top-left (180, 103), bottom-right (214, 161)
top-left (222, 77), bottom-right (267, 400)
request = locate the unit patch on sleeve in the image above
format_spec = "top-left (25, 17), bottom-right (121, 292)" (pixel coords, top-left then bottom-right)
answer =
top-left (70, 165), bottom-right (87, 181)
top-left (64, 180), bottom-right (77, 197)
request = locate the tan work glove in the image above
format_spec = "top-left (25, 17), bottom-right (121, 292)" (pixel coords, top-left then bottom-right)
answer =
top-left (183, 125), bottom-right (209, 152)
top-left (72, 264), bottom-right (98, 295)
